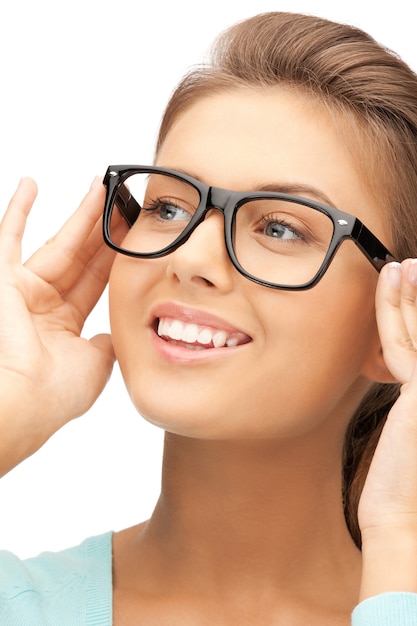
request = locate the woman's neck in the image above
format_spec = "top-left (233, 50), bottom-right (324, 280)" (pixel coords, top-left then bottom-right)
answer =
top-left (156, 433), bottom-right (358, 574)
top-left (114, 430), bottom-right (362, 621)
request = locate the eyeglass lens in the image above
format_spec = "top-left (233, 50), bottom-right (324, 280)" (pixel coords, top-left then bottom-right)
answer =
top-left (108, 172), bottom-right (335, 287)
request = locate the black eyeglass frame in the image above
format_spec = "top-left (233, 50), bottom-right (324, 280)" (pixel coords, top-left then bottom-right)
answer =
top-left (102, 165), bottom-right (396, 291)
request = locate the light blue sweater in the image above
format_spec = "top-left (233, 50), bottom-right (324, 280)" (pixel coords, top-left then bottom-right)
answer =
top-left (0, 532), bottom-right (112, 625)
top-left (0, 531), bottom-right (416, 625)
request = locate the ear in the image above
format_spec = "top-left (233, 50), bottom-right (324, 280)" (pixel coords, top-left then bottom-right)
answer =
top-left (360, 335), bottom-right (397, 384)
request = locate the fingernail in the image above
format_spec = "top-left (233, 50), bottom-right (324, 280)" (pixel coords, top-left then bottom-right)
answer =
top-left (387, 261), bottom-right (402, 288)
top-left (90, 175), bottom-right (101, 190)
top-left (409, 259), bottom-right (417, 285)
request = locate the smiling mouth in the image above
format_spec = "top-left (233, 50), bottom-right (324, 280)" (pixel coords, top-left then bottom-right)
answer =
top-left (156, 317), bottom-right (251, 350)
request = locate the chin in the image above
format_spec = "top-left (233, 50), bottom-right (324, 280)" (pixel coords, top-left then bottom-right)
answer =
top-left (132, 403), bottom-right (226, 439)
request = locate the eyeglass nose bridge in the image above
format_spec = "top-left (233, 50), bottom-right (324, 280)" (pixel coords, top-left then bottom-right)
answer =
top-left (179, 185), bottom-right (236, 256)
top-left (188, 185), bottom-right (236, 235)
top-left (206, 185), bottom-right (236, 214)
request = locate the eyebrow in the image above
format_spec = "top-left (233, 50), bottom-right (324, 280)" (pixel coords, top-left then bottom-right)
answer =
top-left (254, 183), bottom-right (336, 208)
top-left (164, 166), bottom-right (337, 209)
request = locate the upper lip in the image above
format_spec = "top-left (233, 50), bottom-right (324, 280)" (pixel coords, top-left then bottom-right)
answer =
top-left (151, 302), bottom-right (253, 342)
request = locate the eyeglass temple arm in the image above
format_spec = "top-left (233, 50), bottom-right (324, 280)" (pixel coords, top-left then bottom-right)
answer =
top-left (354, 222), bottom-right (396, 271)
top-left (115, 184), bottom-right (141, 227)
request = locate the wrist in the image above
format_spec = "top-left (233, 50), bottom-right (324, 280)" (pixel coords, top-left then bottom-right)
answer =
top-left (360, 527), bottom-right (417, 601)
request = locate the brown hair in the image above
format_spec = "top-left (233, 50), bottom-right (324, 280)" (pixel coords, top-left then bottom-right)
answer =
top-left (155, 12), bottom-right (417, 547)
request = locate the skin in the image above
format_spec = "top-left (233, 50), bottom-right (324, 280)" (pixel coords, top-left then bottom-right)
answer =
top-left (0, 177), bottom-right (115, 474)
top-left (108, 89), bottom-right (401, 624)
top-left (1, 88), bottom-right (417, 624)
top-left (110, 90), bottom-right (389, 442)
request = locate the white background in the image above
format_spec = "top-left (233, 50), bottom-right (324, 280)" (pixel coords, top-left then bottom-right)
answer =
top-left (0, 0), bottom-right (415, 558)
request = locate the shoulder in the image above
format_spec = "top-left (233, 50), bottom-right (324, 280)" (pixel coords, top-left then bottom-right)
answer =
top-left (0, 531), bottom-right (113, 626)
top-left (352, 592), bottom-right (417, 625)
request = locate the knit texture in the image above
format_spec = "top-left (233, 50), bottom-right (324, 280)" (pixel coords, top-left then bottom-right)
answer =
top-left (1, 533), bottom-right (417, 624)
top-left (352, 592), bottom-right (417, 625)
top-left (0, 532), bottom-right (112, 625)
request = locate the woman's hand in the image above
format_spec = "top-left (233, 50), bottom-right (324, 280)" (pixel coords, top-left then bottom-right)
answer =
top-left (0, 177), bottom-right (116, 476)
top-left (358, 260), bottom-right (417, 598)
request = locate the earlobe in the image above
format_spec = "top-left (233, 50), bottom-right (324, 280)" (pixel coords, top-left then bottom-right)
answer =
top-left (362, 341), bottom-right (398, 384)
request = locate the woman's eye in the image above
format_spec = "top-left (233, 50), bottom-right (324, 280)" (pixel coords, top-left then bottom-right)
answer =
top-left (263, 220), bottom-right (302, 240)
top-left (145, 201), bottom-right (192, 222)
top-left (159, 203), bottom-right (190, 221)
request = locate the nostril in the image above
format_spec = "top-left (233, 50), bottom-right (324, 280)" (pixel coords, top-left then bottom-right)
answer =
top-left (192, 276), bottom-right (215, 288)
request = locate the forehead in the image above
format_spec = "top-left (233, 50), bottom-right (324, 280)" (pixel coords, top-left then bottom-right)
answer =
top-left (156, 88), bottom-right (387, 240)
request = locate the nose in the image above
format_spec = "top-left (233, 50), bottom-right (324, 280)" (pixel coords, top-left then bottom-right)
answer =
top-left (165, 208), bottom-right (235, 293)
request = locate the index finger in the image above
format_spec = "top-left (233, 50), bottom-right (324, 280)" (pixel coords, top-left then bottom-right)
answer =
top-left (376, 260), bottom-right (417, 383)
top-left (0, 178), bottom-right (38, 265)
top-left (25, 177), bottom-right (107, 288)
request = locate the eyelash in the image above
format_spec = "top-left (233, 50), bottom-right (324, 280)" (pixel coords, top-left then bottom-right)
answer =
top-left (144, 197), bottom-right (192, 213)
top-left (259, 214), bottom-right (305, 241)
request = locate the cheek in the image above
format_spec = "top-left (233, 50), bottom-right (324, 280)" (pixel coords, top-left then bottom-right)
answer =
top-left (250, 271), bottom-right (379, 427)
top-left (108, 257), bottom-right (159, 364)
top-left (108, 251), bottom-right (380, 440)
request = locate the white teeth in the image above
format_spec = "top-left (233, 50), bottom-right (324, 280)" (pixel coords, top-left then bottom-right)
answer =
top-left (213, 330), bottom-right (228, 348)
top-left (197, 328), bottom-right (213, 345)
top-left (157, 317), bottom-right (240, 349)
top-left (182, 323), bottom-right (199, 343)
top-left (157, 319), bottom-right (170, 337)
top-left (169, 319), bottom-right (184, 341)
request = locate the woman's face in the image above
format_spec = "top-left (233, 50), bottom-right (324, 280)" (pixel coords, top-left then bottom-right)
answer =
top-left (109, 89), bottom-right (390, 441)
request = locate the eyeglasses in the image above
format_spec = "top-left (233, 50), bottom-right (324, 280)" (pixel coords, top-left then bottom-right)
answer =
top-left (102, 165), bottom-right (395, 290)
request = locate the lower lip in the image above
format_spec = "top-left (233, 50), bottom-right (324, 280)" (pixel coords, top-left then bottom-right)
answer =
top-left (151, 329), bottom-right (246, 364)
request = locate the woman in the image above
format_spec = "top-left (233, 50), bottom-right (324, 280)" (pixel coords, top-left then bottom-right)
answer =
top-left (1, 11), bottom-right (417, 625)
